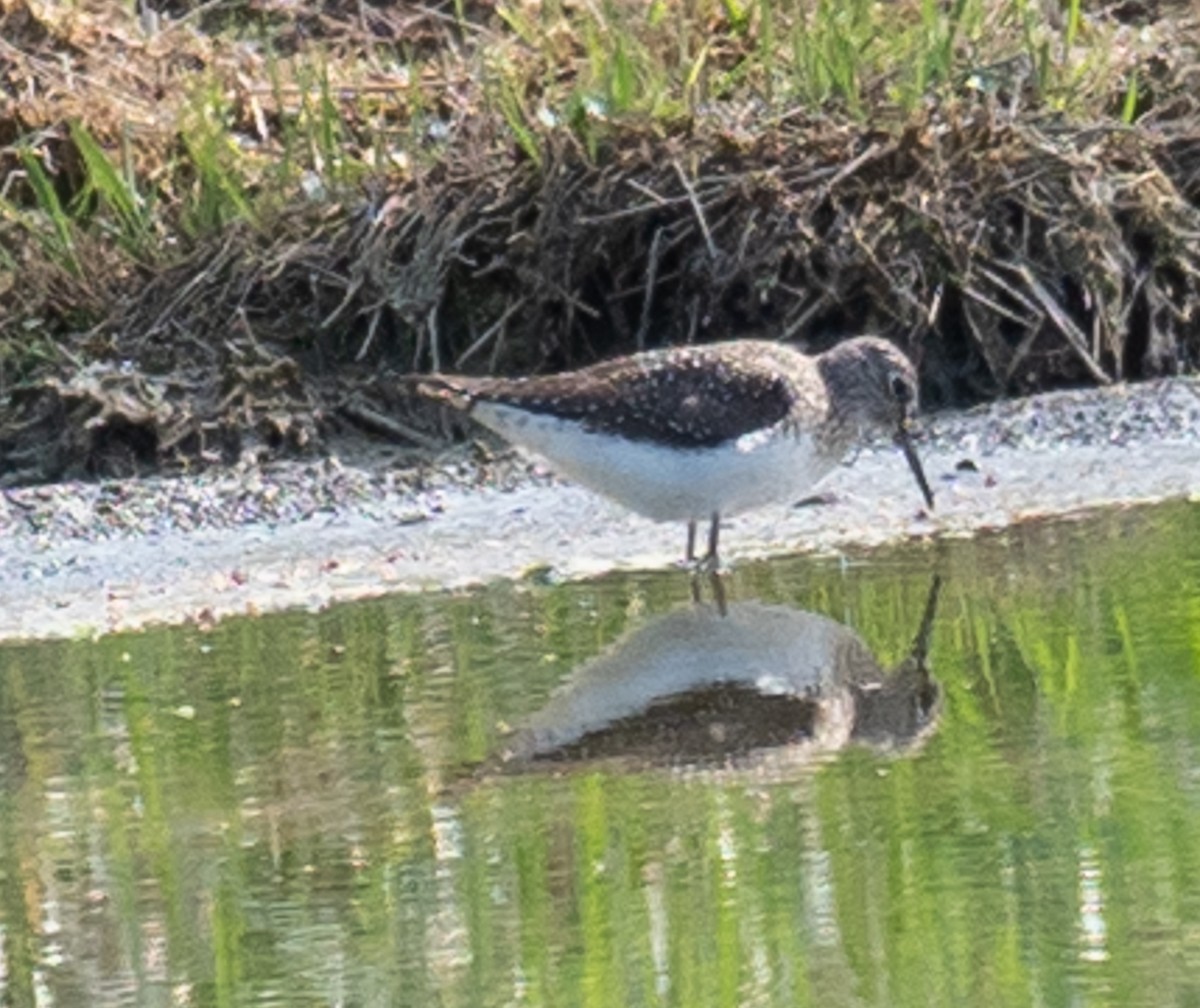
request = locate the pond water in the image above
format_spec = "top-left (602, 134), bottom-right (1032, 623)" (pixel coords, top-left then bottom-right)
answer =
top-left (1, 501), bottom-right (1199, 1008)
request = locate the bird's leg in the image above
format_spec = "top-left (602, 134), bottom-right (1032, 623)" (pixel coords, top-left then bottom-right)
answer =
top-left (684, 514), bottom-right (721, 576)
top-left (708, 568), bottom-right (727, 616)
top-left (689, 566), bottom-right (728, 614)
top-left (690, 512), bottom-right (722, 574)
top-left (706, 512), bottom-right (721, 563)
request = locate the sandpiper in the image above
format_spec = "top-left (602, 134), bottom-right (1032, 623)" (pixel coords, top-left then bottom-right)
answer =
top-left (415, 337), bottom-right (934, 565)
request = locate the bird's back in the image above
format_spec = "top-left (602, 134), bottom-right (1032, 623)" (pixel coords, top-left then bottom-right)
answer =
top-left (423, 340), bottom-right (822, 449)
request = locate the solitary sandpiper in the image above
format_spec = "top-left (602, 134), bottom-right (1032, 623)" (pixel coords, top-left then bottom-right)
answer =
top-left (415, 337), bottom-right (935, 566)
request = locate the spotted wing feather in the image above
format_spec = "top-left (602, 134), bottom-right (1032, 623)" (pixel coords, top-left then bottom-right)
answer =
top-left (444, 343), bottom-right (800, 448)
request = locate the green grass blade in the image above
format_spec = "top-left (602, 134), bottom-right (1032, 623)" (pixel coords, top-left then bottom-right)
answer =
top-left (496, 76), bottom-right (543, 167)
top-left (69, 120), bottom-right (151, 253)
top-left (1065, 0), bottom-right (1082, 50)
top-left (1121, 71), bottom-right (1139, 124)
top-left (609, 37), bottom-right (637, 112)
top-left (16, 146), bottom-right (80, 276)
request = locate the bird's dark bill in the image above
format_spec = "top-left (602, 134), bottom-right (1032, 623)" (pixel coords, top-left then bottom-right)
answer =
top-left (897, 427), bottom-right (935, 510)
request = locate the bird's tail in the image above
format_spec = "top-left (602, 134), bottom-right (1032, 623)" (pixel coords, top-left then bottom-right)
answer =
top-left (404, 374), bottom-right (482, 412)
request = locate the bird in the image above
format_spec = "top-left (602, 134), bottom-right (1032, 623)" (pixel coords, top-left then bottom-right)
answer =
top-left (497, 576), bottom-right (942, 771)
top-left (413, 336), bottom-right (934, 567)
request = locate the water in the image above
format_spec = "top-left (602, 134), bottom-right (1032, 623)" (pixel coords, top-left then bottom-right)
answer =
top-left (2, 502), bottom-right (1200, 1008)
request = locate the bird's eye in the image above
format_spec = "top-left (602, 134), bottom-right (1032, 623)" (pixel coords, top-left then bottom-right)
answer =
top-left (890, 373), bottom-right (912, 403)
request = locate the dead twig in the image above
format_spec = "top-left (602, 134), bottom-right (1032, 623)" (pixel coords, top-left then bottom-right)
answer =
top-left (455, 297), bottom-right (527, 368)
top-left (1006, 260), bottom-right (1113, 384)
top-left (339, 397), bottom-right (446, 452)
top-left (820, 141), bottom-right (889, 195)
top-left (673, 160), bottom-right (719, 261)
top-left (635, 228), bottom-right (665, 352)
top-left (356, 306), bottom-right (385, 362)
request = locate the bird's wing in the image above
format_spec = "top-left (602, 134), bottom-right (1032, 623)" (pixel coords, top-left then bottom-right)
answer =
top-left (447, 345), bottom-right (799, 448)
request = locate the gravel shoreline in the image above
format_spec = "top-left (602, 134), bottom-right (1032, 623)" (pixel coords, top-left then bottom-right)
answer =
top-left (2, 376), bottom-right (1199, 642)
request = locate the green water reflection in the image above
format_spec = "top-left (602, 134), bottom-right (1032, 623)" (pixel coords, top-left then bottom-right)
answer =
top-left (2, 502), bottom-right (1200, 1007)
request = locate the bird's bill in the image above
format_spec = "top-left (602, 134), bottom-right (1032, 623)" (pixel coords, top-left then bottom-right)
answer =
top-left (895, 423), bottom-right (935, 510)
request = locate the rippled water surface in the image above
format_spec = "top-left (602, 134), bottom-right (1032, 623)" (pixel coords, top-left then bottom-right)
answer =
top-left (2, 502), bottom-right (1200, 1007)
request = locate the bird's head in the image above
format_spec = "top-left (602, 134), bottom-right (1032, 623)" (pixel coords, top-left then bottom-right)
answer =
top-left (820, 337), bottom-right (935, 510)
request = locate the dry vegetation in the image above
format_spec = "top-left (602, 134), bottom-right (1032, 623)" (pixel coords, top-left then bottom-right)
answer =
top-left (1, 0), bottom-right (1199, 485)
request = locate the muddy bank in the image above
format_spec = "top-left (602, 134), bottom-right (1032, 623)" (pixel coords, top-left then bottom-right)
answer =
top-left (1, 375), bottom-right (1199, 643)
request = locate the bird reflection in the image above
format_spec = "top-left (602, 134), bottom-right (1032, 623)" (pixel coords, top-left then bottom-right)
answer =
top-left (491, 577), bottom-right (942, 775)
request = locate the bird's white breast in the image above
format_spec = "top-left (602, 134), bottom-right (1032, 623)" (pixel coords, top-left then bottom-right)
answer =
top-left (472, 402), bottom-right (836, 522)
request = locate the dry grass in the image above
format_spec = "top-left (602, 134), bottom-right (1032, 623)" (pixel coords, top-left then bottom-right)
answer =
top-left (1, 0), bottom-right (1199, 484)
